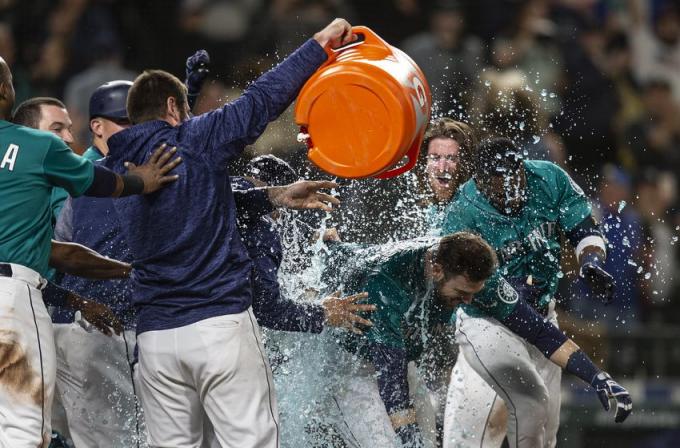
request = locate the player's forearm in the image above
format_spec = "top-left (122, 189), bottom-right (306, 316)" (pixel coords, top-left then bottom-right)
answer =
top-left (49, 241), bottom-right (131, 279)
top-left (83, 165), bottom-right (145, 198)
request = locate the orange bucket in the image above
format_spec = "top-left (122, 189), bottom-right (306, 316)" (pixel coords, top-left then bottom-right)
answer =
top-left (295, 26), bottom-right (431, 179)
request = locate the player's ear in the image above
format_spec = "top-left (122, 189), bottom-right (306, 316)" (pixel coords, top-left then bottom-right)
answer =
top-left (431, 262), bottom-right (445, 282)
top-left (90, 118), bottom-right (103, 138)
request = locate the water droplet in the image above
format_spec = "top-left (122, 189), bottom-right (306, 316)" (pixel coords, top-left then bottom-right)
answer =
top-left (618, 201), bottom-right (627, 213)
top-left (532, 135), bottom-right (540, 144)
top-left (644, 272), bottom-right (652, 280)
top-left (519, 121), bottom-right (525, 131)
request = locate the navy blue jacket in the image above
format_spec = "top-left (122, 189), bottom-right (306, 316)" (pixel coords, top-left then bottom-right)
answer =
top-left (234, 176), bottom-right (325, 333)
top-left (52, 170), bottom-right (272, 330)
top-left (103, 39), bottom-right (327, 334)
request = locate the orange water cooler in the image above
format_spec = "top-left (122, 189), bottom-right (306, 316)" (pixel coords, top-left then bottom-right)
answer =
top-left (295, 26), bottom-right (432, 179)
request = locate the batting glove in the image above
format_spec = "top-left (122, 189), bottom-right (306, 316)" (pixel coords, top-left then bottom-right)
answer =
top-left (185, 49), bottom-right (210, 97)
top-left (591, 372), bottom-right (633, 423)
top-left (395, 423), bottom-right (425, 448)
top-left (579, 252), bottom-right (615, 304)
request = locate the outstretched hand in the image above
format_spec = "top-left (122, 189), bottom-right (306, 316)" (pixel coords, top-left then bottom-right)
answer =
top-left (268, 180), bottom-right (340, 212)
top-left (322, 291), bottom-right (375, 334)
top-left (592, 372), bottom-right (633, 423)
top-left (125, 143), bottom-right (182, 194)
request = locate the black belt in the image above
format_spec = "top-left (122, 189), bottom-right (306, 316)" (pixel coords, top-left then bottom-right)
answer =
top-left (0, 263), bottom-right (12, 278)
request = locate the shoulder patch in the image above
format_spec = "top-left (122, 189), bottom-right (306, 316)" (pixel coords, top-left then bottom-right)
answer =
top-left (497, 278), bottom-right (519, 304)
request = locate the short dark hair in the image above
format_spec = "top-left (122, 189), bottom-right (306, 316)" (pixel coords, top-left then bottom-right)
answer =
top-left (474, 137), bottom-right (523, 180)
top-left (435, 232), bottom-right (498, 282)
top-left (12, 97), bottom-right (66, 128)
top-left (127, 70), bottom-right (188, 124)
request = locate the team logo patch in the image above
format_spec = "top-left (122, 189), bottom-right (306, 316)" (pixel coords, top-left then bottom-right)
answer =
top-left (497, 278), bottom-right (519, 304)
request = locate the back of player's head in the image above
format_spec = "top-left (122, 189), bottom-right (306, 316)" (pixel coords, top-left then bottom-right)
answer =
top-left (127, 70), bottom-right (188, 124)
top-left (12, 97), bottom-right (66, 128)
top-left (474, 137), bottom-right (523, 180)
top-left (435, 232), bottom-right (498, 282)
top-left (245, 155), bottom-right (298, 186)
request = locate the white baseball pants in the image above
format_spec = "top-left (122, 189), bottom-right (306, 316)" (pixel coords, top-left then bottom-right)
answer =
top-left (0, 264), bottom-right (54, 448)
top-left (330, 362), bottom-right (438, 448)
top-left (53, 322), bottom-right (145, 448)
top-left (443, 306), bottom-right (561, 448)
top-left (135, 308), bottom-right (279, 448)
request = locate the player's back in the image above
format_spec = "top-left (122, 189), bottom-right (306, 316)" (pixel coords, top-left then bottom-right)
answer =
top-left (0, 121), bottom-right (83, 276)
top-left (104, 119), bottom-right (253, 334)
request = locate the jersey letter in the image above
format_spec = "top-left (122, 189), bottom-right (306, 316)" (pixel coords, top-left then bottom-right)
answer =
top-left (0, 144), bottom-right (19, 172)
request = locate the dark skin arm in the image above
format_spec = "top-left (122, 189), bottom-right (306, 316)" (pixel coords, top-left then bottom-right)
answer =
top-left (49, 241), bottom-right (131, 279)
top-left (66, 291), bottom-right (124, 336)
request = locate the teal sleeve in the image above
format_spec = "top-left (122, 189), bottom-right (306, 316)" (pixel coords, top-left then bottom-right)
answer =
top-left (553, 164), bottom-right (592, 231)
top-left (43, 138), bottom-right (95, 197)
top-left (461, 272), bottom-right (519, 322)
top-left (49, 187), bottom-right (68, 227)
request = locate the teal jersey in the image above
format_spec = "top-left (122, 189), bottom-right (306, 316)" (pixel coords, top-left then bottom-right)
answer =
top-left (325, 239), bottom-right (519, 359)
top-left (441, 160), bottom-right (592, 309)
top-left (82, 146), bottom-right (104, 162)
top-left (0, 121), bottom-right (95, 277)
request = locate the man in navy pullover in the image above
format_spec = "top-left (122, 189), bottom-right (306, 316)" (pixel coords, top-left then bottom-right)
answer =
top-left (102, 19), bottom-right (356, 447)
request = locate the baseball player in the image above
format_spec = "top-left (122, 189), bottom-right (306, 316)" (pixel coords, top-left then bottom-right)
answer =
top-left (0, 56), bottom-right (182, 447)
top-left (440, 137), bottom-right (619, 447)
top-left (98, 19), bottom-right (355, 447)
top-left (50, 80), bottom-right (148, 448)
top-left (322, 231), bottom-right (631, 448)
top-left (12, 97), bottom-right (76, 227)
top-left (238, 155), bottom-right (374, 335)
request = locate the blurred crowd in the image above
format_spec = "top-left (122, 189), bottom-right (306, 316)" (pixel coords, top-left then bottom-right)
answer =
top-left (1, 0), bottom-right (679, 376)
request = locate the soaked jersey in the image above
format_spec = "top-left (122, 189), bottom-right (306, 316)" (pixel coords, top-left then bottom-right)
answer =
top-left (0, 120), bottom-right (94, 277)
top-left (441, 160), bottom-right (592, 309)
top-left (324, 239), bottom-right (518, 358)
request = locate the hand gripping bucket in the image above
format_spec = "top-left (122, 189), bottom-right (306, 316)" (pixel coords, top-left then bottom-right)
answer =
top-left (295, 26), bottom-right (432, 179)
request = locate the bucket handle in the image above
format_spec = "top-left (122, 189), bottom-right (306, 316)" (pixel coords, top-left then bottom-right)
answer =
top-left (375, 136), bottom-right (422, 179)
top-left (324, 26), bottom-right (390, 62)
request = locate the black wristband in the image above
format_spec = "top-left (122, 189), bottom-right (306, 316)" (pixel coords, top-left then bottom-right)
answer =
top-left (565, 349), bottom-right (602, 385)
top-left (120, 174), bottom-right (145, 197)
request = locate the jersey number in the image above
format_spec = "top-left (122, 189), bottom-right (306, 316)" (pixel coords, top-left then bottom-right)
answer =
top-left (0, 144), bottom-right (19, 172)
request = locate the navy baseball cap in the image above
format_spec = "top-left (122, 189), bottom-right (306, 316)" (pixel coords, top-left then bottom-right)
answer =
top-left (89, 80), bottom-right (132, 121)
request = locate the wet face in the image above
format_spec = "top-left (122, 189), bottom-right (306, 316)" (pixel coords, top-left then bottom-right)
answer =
top-left (426, 137), bottom-right (460, 203)
top-left (38, 104), bottom-right (74, 146)
top-left (435, 273), bottom-right (486, 309)
top-left (477, 167), bottom-right (527, 215)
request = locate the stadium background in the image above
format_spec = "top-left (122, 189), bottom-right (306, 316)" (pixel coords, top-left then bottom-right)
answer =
top-left (1, 0), bottom-right (679, 446)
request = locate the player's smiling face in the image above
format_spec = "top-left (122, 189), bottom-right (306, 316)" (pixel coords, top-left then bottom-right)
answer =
top-left (426, 137), bottom-right (459, 203)
top-left (39, 104), bottom-right (74, 146)
top-left (434, 272), bottom-right (486, 309)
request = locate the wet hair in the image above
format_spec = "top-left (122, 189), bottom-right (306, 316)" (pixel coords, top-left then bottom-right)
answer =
top-left (474, 137), bottom-right (523, 180)
top-left (127, 70), bottom-right (188, 124)
top-left (417, 117), bottom-right (477, 202)
top-left (435, 232), bottom-right (498, 282)
top-left (12, 97), bottom-right (66, 128)
top-left (245, 155), bottom-right (298, 186)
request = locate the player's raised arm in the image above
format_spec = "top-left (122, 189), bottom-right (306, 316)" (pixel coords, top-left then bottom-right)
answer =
top-left (185, 19), bottom-right (355, 166)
